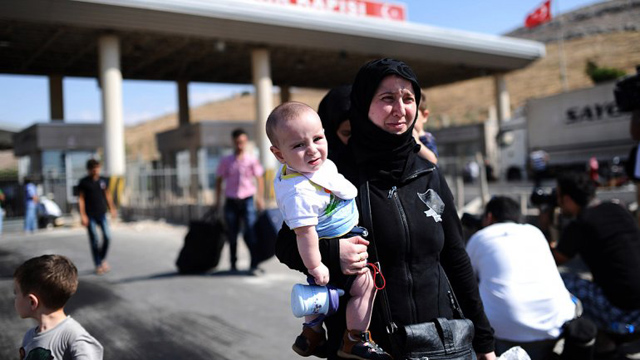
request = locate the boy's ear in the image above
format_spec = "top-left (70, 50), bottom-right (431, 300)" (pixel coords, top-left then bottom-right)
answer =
top-left (28, 294), bottom-right (39, 310)
top-left (270, 146), bottom-right (286, 164)
top-left (422, 109), bottom-right (430, 122)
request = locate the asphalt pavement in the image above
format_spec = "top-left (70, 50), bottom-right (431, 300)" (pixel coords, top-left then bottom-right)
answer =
top-left (0, 220), bottom-right (307, 360)
top-left (0, 180), bottom-right (630, 359)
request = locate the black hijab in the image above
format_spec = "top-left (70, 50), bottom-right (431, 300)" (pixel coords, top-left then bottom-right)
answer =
top-left (318, 85), bottom-right (351, 161)
top-left (348, 58), bottom-right (422, 184)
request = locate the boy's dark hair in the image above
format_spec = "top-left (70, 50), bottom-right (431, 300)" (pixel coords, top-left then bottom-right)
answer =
top-left (86, 159), bottom-right (100, 170)
top-left (557, 171), bottom-right (596, 208)
top-left (14, 255), bottom-right (78, 310)
top-left (231, 128), bottom-right (247, 140)
top-left (484, 196), bottom-right (522, 223)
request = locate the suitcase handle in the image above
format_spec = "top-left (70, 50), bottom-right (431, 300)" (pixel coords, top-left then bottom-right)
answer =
top-left (201, 207), bottom-right (222, 223)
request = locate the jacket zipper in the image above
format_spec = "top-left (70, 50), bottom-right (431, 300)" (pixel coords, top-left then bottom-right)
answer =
top-left (402, 167), bottom-right (435, 183)
top-left (388, 185), bottom-right (417, 321)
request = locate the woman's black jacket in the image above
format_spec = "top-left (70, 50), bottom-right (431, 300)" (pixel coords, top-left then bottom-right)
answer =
top-left (275, 157), bottom-right (495, 358)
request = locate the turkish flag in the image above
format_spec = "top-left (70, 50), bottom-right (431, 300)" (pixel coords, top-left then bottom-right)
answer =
top-left (525, 0), bottom-right (552, 28)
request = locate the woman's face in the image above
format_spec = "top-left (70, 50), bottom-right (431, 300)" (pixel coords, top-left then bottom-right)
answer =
top-left (368, 75), bottom-right (417, 135)
top-left (336, 120), bottom-right (351, 145)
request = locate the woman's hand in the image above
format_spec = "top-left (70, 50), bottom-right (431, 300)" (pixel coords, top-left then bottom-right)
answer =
top-left (476, 351), bottom-right (497, 360)
top-left (339, 236), bottom-right (370, 275)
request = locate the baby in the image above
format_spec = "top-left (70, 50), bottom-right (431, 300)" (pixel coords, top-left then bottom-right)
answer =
top-left (266, 101), bottom-right (392, 360)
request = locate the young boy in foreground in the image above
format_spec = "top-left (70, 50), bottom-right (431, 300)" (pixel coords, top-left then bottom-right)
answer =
top-left (14, 254), bottom-right (103, 360)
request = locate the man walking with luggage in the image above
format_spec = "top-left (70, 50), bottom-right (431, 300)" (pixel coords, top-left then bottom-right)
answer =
top-left (215, 129), bottom-right (264, 273)
top-left (78, 159), bottom-right (117, 275)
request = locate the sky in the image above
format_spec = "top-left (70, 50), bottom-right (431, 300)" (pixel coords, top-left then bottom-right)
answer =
top-left (0, 0), bottom-right (601, 130)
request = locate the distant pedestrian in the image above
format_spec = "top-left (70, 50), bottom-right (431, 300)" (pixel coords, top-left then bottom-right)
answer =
top-left (14, 254), bottom-right (103, 359)
top-left (588, 156), bottom-right (599, 185)
top-left (464, 160), bottom-right (480, 183)
top-left (0, 188), bottom-right (5, 235)
top-left (529, 149), bottom-right (549, 187)
top-left (77, 159), bottom-right (117, 275)
top-left (23, 177), bottom-right (38, 233)
top-left (215, 128), bottom-right (264, 272)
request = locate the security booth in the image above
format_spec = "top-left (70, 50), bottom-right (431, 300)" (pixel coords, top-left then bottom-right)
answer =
top-left (431, 118), bottom-right (499, 182)
top-left (13, 123), bottom-right (102, 212)
top-left (143, 121), bottom-right (257, 206)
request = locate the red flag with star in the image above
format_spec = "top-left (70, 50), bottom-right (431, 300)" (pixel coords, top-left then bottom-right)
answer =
top-left (525, 0), bottom-right (552, 28)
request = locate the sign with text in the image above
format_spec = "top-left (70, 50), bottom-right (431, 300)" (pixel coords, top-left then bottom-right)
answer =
top-left (256, 0), bottom-right (407, 21)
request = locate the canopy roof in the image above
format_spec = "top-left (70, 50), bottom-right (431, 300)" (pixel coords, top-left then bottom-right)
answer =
top-left (0, 0), bottom-right (545, 88)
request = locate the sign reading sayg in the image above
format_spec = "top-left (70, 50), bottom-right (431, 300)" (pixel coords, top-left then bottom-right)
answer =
top-left (256, 0), bottom-right (407, 21)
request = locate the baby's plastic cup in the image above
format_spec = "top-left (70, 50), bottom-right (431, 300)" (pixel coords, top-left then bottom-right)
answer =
top-left (291, 283), bottom-right (345, 318)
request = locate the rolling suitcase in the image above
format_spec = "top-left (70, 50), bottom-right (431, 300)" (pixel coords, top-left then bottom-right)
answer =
top-left (253, 208), bottom-right (283, 266)
top-left (176, 208), bottom-right (227, 274)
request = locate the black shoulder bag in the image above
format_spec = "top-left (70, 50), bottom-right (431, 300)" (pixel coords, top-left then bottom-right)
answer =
top-left (360, 181), bottom-right (477, 360)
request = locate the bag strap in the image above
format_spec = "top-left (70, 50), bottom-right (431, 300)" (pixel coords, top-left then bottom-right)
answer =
top-left (435, 318), bottom-right (456, 354)
top-left (440, 265), bottom-right (466, 320)
top-left (359, 181), bottom-right (398, 336)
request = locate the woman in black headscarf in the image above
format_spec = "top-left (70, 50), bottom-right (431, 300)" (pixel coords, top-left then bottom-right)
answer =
top-left (276, 59), bottom-right (496, 360)
top-left (318, 84), bottom-right (352, 159)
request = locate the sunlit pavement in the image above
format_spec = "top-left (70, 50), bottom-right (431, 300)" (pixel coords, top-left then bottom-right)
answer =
top-left (0, 221), bottom-right (306, 360)
top-left (0, 178), bottom-right (627, 359)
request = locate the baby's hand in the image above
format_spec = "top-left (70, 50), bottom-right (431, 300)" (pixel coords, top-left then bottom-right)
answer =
top-left (308, 264), bottom-right (330, 286)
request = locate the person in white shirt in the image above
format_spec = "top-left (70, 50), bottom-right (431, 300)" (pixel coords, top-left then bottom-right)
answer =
top-left (466, 196), bottom-right (577, 360)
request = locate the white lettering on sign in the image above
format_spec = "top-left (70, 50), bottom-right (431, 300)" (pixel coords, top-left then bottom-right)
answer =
top-left (255, 0), bottom-right (406, 21)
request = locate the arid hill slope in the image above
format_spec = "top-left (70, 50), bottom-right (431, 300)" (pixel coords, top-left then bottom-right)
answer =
top-left (126, 0), bottom-right (640, 160)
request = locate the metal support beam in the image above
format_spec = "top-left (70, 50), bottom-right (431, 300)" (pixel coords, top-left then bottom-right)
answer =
top-left (178, 80), bottom-right (190, 126)
top-left (280, 86), bottom-right (291, 103)
top-left (99, 34), bottom-right (125, 177)
top-left (49, 74), bottom-right (64, 121)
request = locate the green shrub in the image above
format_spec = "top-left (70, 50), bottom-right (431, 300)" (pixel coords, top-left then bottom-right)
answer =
top-left (585, 60), bottom-right (626, 83)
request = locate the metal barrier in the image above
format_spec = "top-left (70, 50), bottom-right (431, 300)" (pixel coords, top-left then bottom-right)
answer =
top-left (122, 163), bottom-right (218, 224)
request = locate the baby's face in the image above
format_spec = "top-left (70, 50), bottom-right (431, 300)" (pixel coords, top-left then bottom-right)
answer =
top-left (271, 110), bottom-right (328, 173)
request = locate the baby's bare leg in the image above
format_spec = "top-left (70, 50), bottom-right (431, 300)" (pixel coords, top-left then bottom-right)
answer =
top-left (346, 270), bottom-right (376, 331)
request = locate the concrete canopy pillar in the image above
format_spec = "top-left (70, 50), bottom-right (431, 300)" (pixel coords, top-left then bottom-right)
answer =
top-left (251, 48), bottom-right (275, 171)
top-left (280, 86), bottom-right (291, 104)
top-left (178, 80), bottom-right (190, 126)
top-left (49, 75), bottom-right (64, 121)
top-left (494, 74), bottom-right (511, 123)
top-left (99, 34), bottom-right (125, 177)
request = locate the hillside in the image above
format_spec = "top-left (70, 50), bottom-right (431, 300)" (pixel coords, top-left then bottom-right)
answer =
top-left (426, 31), bottom-right (640, 128)
top-left (125, 0), bottom-right (640, 160)
top-left (125, 89), bottom-right (326, 161)
top-left (426, 0), bottom-right (640, 128)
